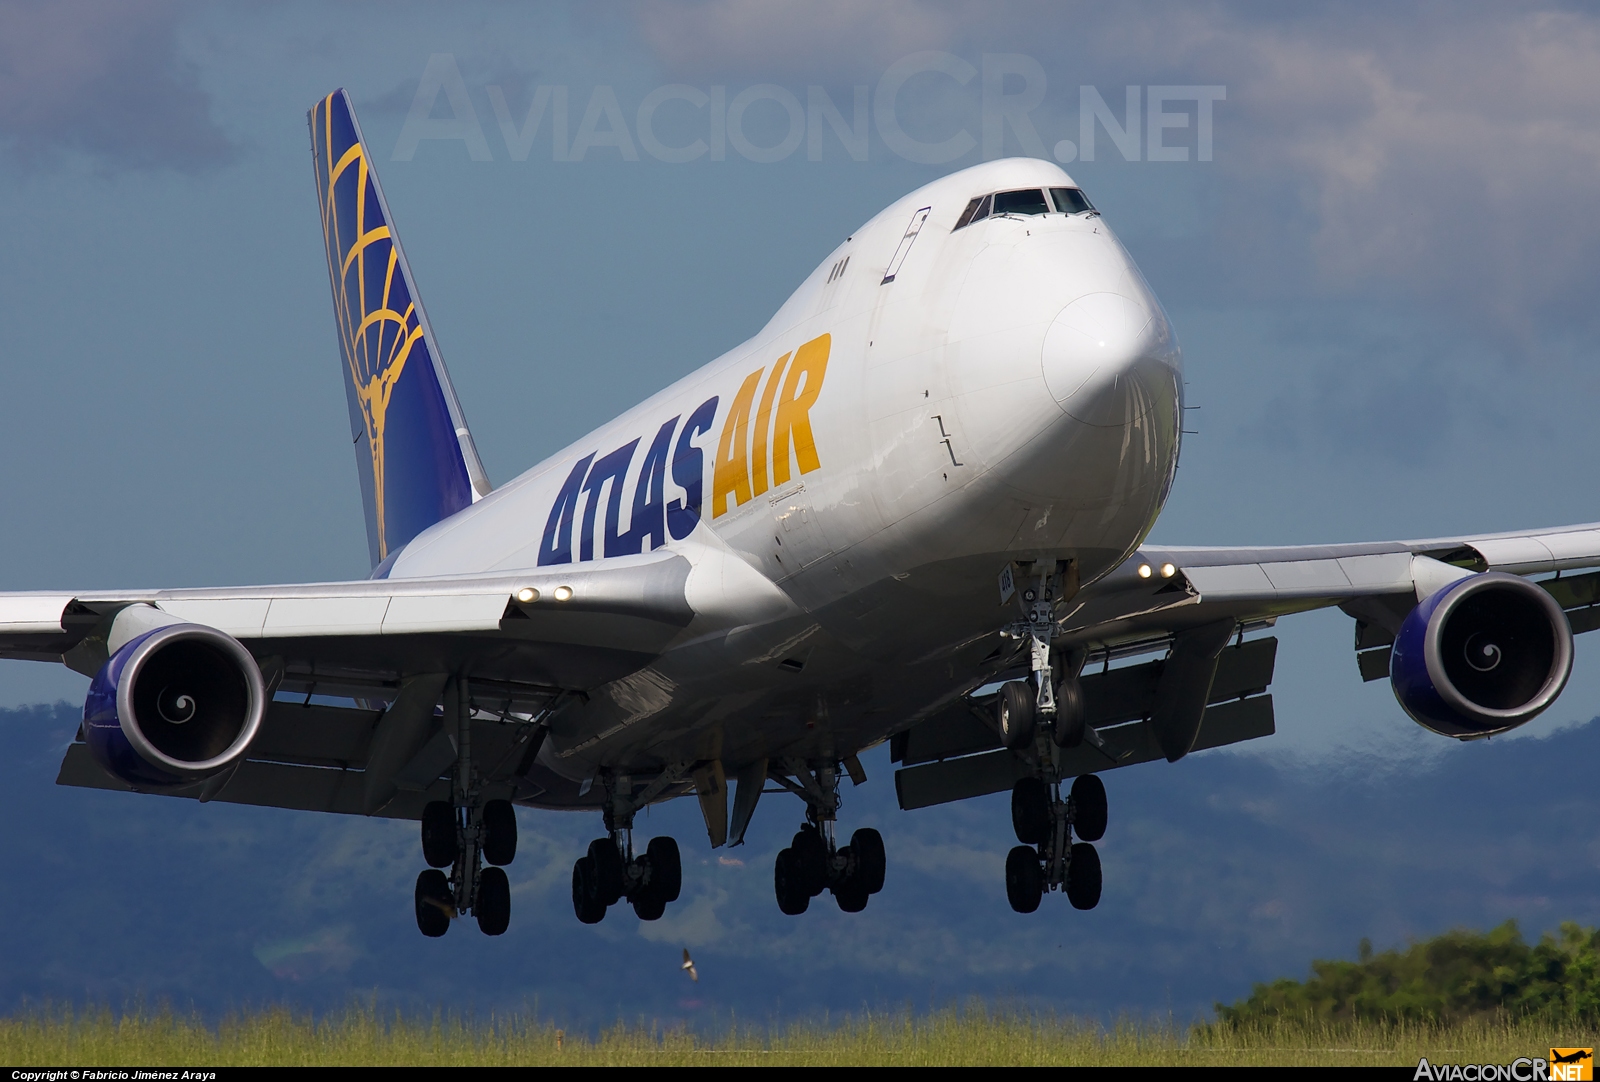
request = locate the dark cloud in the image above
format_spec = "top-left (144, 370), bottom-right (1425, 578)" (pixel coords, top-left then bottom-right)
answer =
top-left (0, 0), bottom-right (234, 170)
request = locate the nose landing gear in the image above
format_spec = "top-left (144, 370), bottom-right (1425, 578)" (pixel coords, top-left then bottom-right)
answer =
top-left (998, 560), bottom-right (1111, 915)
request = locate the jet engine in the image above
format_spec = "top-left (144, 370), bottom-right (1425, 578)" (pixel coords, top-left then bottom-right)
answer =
top-left (83, 621), bottom-right (266, 789)
top-left (1389, 572), bottom-right (1572, 738)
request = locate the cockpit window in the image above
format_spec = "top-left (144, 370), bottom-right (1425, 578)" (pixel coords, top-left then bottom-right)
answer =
top-left (1050, 187), bottom-right (1094, 214)
top-left (953, 187), bottom-right (1094, 231)
top-left (992, 188), bottom-right (1050, 217)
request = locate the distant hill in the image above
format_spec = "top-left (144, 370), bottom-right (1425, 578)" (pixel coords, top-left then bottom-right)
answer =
top-left (2, 701), bottom-right (1597, 1027)
top-left (1218, 920), bottom-right (1600, 1024)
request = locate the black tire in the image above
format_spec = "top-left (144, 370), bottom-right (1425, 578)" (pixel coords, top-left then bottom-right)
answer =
top-left (476, 866), bottom-right (510, 936)
top-left (1005, 845), bottom-right (1043, 914)
top-left (850, 827), bottom-right (886, 894)
top-left (632, 885), bottom-right (667, 921)
top-left (791, 825), bottom-right (828, 896)
top-left (646, 836), bottom-right (682, 903)
top-left (832, 851), bottom-right (870, 914)
top-left (773, 847), bottom-right (810, 915)
top-left (481, 799), bottom-right (517, 866)
top-left (1052, 678), bottom-right (1087, 748)
top-left (414, 869), bottom-right (452, 937)
top-left (1067, 842), bottom-right (1102, 910)
top-left (572, 856), bottom-right (605, 924)
top-left (588, 838), bottom-right (624, 906)
top-left (997, 680), bottom-right (1036, 749)
top-left (421, 802), bottom-right (457, 869)
top-left (1010, 777), bottom-right (1051, 845)
top-left (1070, 774), bottom-right (1108, 843)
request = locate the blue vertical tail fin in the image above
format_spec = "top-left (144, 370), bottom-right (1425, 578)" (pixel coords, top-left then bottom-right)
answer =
top-left (308, 89), bottom-right (491, 573)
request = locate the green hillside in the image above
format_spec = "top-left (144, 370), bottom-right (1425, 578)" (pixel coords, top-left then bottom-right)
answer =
top-left (1217, 921), bottom-right (1600, 1025)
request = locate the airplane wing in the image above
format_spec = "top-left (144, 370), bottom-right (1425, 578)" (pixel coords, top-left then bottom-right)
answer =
top-left (893, 521), bottom-right (1600, 812)
top-left (1074, 519), bottom-right (1600, 654)
top-left (0, 543), bottom-right (792, 820)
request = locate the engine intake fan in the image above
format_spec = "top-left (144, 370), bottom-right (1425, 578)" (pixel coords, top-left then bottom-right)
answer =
top-left (1390, 572), bottom-right (1572, 738)
top-left (83, 617), bottom-right (266, 789)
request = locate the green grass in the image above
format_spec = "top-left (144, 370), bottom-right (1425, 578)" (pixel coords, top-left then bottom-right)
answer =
top-left (0, 1005), bottom-right (1593, 1066)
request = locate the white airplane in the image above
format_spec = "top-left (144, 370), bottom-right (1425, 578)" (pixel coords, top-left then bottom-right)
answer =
top-left (3, 89), bottom-right (1594, 936)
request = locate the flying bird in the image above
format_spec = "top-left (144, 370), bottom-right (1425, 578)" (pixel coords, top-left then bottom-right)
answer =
top-left (681, 948), bottom-right (698, 982)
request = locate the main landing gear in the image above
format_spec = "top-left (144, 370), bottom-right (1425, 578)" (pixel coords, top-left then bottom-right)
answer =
top-left (770, 759), bottom-right (886, 915)
top-left (412, 679), bottom-right (519, 938)
top-left (571, 832), bottom-right (682, 924)
top-left (570, 775), bottom-right (683, 924)
top-left (1004, 773), bottom-right (1106, 914)
top-left (997, 559), bottom-right (1110, 914)
top-left (414, 797), bottom-right (519, 937)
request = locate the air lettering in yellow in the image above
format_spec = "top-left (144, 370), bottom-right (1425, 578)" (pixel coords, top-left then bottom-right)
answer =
top-left (772, 333), bottom-right (830, 486)
top-left (750, 351), bottom-right (791, 498)
top-left (710, 367), bottom-right (763, 518)
top-left (711, 333), bottom-right (831, 519)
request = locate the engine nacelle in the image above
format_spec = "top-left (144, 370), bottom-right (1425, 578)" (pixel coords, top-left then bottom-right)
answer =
top-left (83, 621), bottom-right (266, 789)
top-left (1390, 572), bottom-right (1572, 738)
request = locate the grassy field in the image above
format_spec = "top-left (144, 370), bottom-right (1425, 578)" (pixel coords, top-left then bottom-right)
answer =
top-left (0, 1005), bottom-right (1593, 1067)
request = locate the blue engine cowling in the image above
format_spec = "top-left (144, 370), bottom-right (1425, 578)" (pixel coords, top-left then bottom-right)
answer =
top-left (83, 622), bottom-right (267, 789)
top-left (1390, 572), bottom-right (1572, 738)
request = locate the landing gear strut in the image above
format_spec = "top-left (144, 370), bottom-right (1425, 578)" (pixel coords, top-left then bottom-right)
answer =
top-left (770, 758), bottom-right (886, 915)
top-left (998, 560), bottom-right (1110, 914)
top-left (570, 775), bottom-right (682, 924)
top-left (412, 678), bottom-right (519, 938)
top-left (1006, 773), bottom-right (1105, 913)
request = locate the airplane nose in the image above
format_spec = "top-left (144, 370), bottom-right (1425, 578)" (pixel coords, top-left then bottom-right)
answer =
top-left (1041, 292), bottom-right (1178, 426)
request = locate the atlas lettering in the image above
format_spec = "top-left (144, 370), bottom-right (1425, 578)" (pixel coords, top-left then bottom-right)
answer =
top-left (537, 333), bottom-right (831, 565)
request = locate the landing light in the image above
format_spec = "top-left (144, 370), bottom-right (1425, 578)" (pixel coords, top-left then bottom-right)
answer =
top-left (516, 587), bottom-right (539, 603)
top-left (1161, 563), bottom-right (1176, 579)
top-left (1137, 564), bottom-right (1153, 579)
top-left (553, 586), bottom-right (573, 602)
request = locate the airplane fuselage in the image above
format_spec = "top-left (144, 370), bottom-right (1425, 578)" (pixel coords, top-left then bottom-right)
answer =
top-left (386, 158), bottom-right (1183, 802)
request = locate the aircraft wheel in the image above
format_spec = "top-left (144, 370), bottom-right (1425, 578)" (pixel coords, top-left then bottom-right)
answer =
top-left (1010, 777), bottom-right (1051, 845)
top-left (850, 827), bottom-right (886, 894)
top-left (773, 848), bottom-right (810, 915)
top-left (588, 838), bottom-right (625, 906)
top-left (831, 850), bottom-right (870, 913)
top-left (414, 869), bottom-right (452, 937)
top-left (420, 802), bottom-right (457, 869)
top-left (476, 866), bottom-right (510, 935)
top-left (791, 825), bottom-right (828, 896)
top-left (1070, 774), bottom-right (1107, 843)
top-left (1067, 842), bottom-right (1102, 910)
top-left (482, 799), bottom-right (517, 866)
top-left (572, 856), bottom-right (605, 924)
top-left (646, 836), bottom-right (682, 902)
top-left (996, 681), bottom-right (1036, 750)
top-left (1005, 845), bottom-right (1043, 914)
top-left (631, 883), bottom-right (667, 921)
top-left (1052, 678), bottom-right (1087, 748)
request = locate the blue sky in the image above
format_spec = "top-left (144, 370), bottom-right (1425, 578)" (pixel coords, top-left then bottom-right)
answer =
top-left (2, 0), bottom-right (1600, 1020)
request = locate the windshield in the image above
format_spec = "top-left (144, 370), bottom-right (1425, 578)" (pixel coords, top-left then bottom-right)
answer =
top-left (992, 188), bottom-right (1050, 217)
top-left (1050, 187), bottom-right (1094, 214)
top-left (954, 187), bottom-right (1094, 231)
